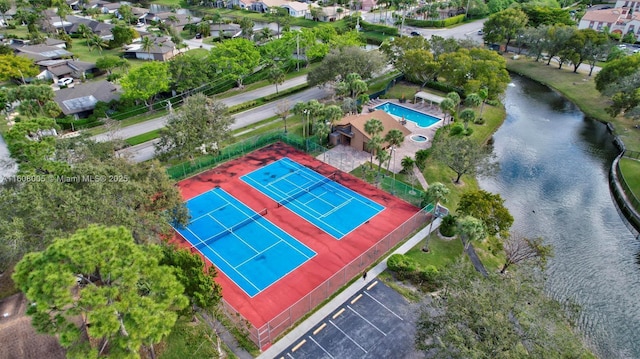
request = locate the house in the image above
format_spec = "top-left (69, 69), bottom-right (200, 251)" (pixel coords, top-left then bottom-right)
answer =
top-left (218, 0), bottom-right (251, 9)
top-left (281, 1), bottom-right (309, 17)
top-left (36, 59), bottom-right (98, 82)
top-left (54, 80), bottom-right (120, 119)
top-left (332, 110), bottom-right (411, 151)
top-left (100, 3), bottom-right (121, 14)
top-left (55, 15), bottom-right (116, 40)
top-left (250, 0), bottom-right (287, 13)
top-left (578, 7), bottom-right (640, 40)
top-left (0, 5), bottom-right (16, 26)
top-left (123, 36), bottom-right (178, 61)
top-left (140, 12), bottom-right (200, 30)
top-left (615, 0), bottom-right (640, 10)
top-left (14, 44), bottom-right (73, 62)
top-left (307, 5), bottom-right (344, 22)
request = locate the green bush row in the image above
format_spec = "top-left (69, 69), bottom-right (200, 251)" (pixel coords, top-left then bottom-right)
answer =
top-left (228, 84), bottom-right (308, 113)
top-left (56, 117), bottom-right (102, 130)
top-left (404, 15), bottom-right (465, 28)
top-left (425, 81), bottom-right (464, 96)
top-left (387, 254), bottom-right (441, 291)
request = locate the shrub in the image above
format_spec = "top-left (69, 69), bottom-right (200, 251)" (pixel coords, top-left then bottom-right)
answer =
top-left (417, 265), bottom-right (441, 291)
top-left (415, 149), bottom-right (430, 170)
top-left (464, 127), bottom-right (474, 136)
top-left (107, 73), bottom-right (122, 82)
top-left (387, 254), bottom-right (419, 280)
top-left (449, 123), bottom-right (464, 135)
top-left (474, 117), bottom-right (485, 125)
top-left (439, 215), bottom-right (457, 237)
top-left (425, 81), bottom-right (463, 96)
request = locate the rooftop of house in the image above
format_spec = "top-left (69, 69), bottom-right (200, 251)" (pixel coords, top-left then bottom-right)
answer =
top-left (54, 80), bottom-right (120, 115)
top-left (15, 44), bottom-right (73, 62)
top-left (581, 8), bottom-right (640, 23)
top-left (336, 110), bottom-right (412, 143)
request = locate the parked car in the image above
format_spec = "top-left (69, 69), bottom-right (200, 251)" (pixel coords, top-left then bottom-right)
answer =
top-left (57, 77), bottom-right (73, 86)
top-left (195, 33), bottom-right (202, 39)
top-left (618, 44), bottom-right (627, 49)
top-left (477, 29), bottom-right (484, 35)
top-left (410, 31), bottom-right (421, 37)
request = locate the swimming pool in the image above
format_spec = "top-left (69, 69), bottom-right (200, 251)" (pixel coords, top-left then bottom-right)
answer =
top-left (374, 102), bottom-right (440, 128)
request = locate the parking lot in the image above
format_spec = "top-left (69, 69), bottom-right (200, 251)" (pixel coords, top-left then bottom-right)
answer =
top-left (275, 280), bottom-right (422, 359)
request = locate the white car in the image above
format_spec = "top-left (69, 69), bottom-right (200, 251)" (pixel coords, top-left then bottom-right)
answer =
top-left (57, 77), bottom-right (73, 86)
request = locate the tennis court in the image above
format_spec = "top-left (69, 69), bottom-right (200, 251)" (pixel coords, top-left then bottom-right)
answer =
top-left (173, 188), bottom-right (316, 297)
top-left (240, 157), bottom-right (385, 239)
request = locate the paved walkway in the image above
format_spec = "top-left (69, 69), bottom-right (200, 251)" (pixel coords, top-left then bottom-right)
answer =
top-left (257, 217), bottom-right (441, 358)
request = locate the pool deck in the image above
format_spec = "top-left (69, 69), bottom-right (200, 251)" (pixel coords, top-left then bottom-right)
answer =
top-left (368, 99), bottom-right (444, 174)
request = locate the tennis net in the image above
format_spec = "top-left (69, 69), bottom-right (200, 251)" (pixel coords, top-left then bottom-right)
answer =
top-left (277, 173), bottom-right (335, 207)
top-left (194, 208), bottom-right (267, 248)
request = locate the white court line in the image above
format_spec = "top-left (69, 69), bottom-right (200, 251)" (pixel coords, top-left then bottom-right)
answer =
top-left (286, 353), bottom-right (294, 359)
top-left (329, 320), bottom-right (367, 354)
top-left (307, 335), bottom-right (335, 359)
top-left (347, 305), bottom-right (387, 336)
top-left (363, 291), bottom-right (403, 320)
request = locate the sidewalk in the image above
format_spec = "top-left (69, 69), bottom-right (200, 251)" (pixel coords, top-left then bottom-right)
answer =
top-left (257, 217), bottom-right (441, 358)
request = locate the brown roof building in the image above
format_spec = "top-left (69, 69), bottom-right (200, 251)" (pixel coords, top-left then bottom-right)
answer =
top-left (333, 110), bottom-right (411, 151)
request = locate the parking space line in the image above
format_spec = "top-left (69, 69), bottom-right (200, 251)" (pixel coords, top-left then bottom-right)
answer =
top-left (313, 323), bottom-right (327, 335)
top-left (308, 335), bottom-right (335, 359)
top-left (347, 305), bottom-right (387, 336)
top-left (286, 354), bottom-right (294, 359)
top-left (351, 294), bottom-right (363, 304)
top-left (367, 281), bottom-right (378, 290)
top-left (329, 320), bottom-right (368, 354)
top-left (291, 339), bottom-right (306, 352)
top-left (332, 308), bottom-right (345, 319)
top-left (363, 291), bottom-right (403, 320)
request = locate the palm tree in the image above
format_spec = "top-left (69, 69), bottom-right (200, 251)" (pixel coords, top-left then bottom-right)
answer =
top-left (375, 147), bottom-right (390, 175)
top-left (465, 92), bottom-right (482, 109)
top-left (422, 182), bottom-right (449, 252)
top-left (478, 88), bottom-right (489, 119)
top-left (400, 155), bottom-right (415, 174)
top-left (268, 64), bottom-right (285, 94)
top-left (366, 135), bottom-right (383, 170)
top-left (141, 36), bottom-right (154, 60)
top-left (87, 34), bottom-right (107, 54)
top-left (459, 108), bottom-right (476, 130)
top-left (77, 23), bottom-right (92, 40)
top-left (457, 215), bottom-right (486, 250)
top-left (323, 105), bottom-right (343, 130)
top-left (446, 91), bottom-right (461, 119)
top-left (384, 128), bottom-right (405, 171)
top-left (210, 11), bottom-right (223, 41)
top-left (439, 98), bottom-right (455, 125)
top-left (364, 118), bottom-right (384, 168)
top-left (239, 17), bottom-right (254, 40)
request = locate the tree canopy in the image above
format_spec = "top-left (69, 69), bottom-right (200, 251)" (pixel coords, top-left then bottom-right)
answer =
top-left (432, 136), bottom-right (498, 184)
top-left (457, 189), bottom-right (514, 236)
top-left (120, 61), bottom-right (170, 109)
top-left (0, 54), bottom-right (39, 83)
top-left (12, 225), bottom-right (189, 358)
top-left (307, 46), bottom-right (386, 87)
top-left (155, 93), bottom-right (234, 161)
top-left (208, 38), bottom-right (260, 87)
top-left (415, 261), bottom-right (593, 358)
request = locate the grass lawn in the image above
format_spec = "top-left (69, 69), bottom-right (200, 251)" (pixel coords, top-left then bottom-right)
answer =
top-left (505, 56), bottom-right (640, 152)
top-left (184, 48), bottom-right (210, 59)
top-left (405, 236), bottom-right (464, 269)
top-left (619, 157), bottom-right (640, 199)
top-left (380, 81), bottom-right (421, 101)
top-left (125, 129), bottom-right (161, 146)
top-left (151, 0), bottom-right (186, 6)
top-left (85, 110), bottom-right (169, 136)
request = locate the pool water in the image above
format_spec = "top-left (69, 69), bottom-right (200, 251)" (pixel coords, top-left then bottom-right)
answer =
top-left (374, 102), bottom-right (440, 128)
top-left (411, 134), bottom-right (428, 142)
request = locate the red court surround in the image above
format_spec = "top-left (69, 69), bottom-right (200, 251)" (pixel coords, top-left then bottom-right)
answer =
top-left (173, 143), bottom-right (420, 331)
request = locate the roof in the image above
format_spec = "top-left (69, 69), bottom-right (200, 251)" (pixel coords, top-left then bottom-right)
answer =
top-left (44, 38), bottom-right (66, 47)
top-left (259, 0), bottom-right (288, 7)
top-left (282, 1), bottom-right (308, 11)
top-left (336, 110), bottom-right (412, 143)
top-left (37, 59), bottom-right (96, 76)
top-left (414, 91), bottom-right (444, 104)
top-left (65, 15), bottom-right (115, 36)
top-left (15, 44), bottom-right (73, 61)
top-left (124, 36), bottom-right (176, 55)
top-left (580, 8), bottom-right (631, 23)
top-left (54, 80), bottom-right (120, 115)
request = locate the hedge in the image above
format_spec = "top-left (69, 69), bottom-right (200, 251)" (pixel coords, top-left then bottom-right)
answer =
top-left (360, 22), bottom-right (399, 36)
top-left (56, 117), bottom-right (102, 130)
top-left (404, 15), bottom-right (465, 28)
top-left (425, 81), bottom-right (464, 96)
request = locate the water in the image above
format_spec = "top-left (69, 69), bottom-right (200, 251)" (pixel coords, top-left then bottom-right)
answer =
top-left (374, 102), bottom-right (440, 127)
top-left (478, 74), bottom-right (640, 358)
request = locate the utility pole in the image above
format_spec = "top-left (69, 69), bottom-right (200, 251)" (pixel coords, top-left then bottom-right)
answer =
top-left (296, 32), bottom-right (300, 72)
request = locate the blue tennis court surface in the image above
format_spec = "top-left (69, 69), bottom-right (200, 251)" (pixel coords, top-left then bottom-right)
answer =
top-left (173, 188), bottom-right (316, 297)
top-left (240, 158), bottom-right (385, 239)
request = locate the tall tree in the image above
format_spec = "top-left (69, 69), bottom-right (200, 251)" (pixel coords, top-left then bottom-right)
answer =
top-left (364, 118), bottom-right (384, 168)
top-left (239, 17), bottom-right (254, 40)
top-left (77, 23), bottom-right (92, 40)
top-left (416, 260), bottom-right (594, 358)
top-left (208, 38), bottom-right (260, 88)
top-left (96, 55), bottom-right (128, 75)
top-left (13, 225), bottom-right (189, 358)
top-left (421, 182), bottom-right (450, 252)
top-left (457, 189), bottom-right (513, 236)
top-left (275, 99), bottom-right (291, 133)
top-left (384, 128), bottom-right (405, 170)
top-left (155, 93), bottom-right (234, 161)
top-left (4, 117), bottom-right (62, 174)
top-left (459, 108), bottom-right (476, 130)
top-left (141, 35), bottom-right (155, 60)
top-left (432, 136), bottom-right (498, 184)
top-left (110, 25), bottom-right (136, 48)
top-left (501, 233), bottom-right (552, 274)
top-left (439, 97), bottom-right (455, 125)
top-left (483, 8), bottom-right (528, 49)
top-left (307, 46), bottom-right (385, 87)
top-left (121, 61), bottom-right (170, 110)
top-left (457, 215), bottom-right (486, 250)
top-left (268, 63), bottom-right (285, 94)
top-left (87, 34), bottom-right (108, 54)
top-left (0, 54), bottom-right (38, 83)
top-left (168, 54), bottom-right (212, 94)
